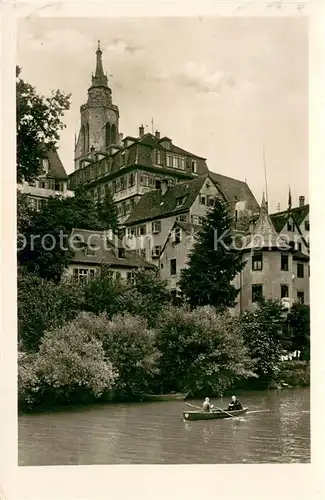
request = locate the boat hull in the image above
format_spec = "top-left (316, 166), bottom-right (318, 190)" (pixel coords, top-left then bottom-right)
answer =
top-left (140, 393), bottom-right (188, 402)
top-left (183, 408), bottom-right (248, 420)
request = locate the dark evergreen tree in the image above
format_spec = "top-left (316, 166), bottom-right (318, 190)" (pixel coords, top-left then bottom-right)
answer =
top-left (179, 197), bottom-right (245, 309)
top-left (96, 189), bottom-right (119, 234)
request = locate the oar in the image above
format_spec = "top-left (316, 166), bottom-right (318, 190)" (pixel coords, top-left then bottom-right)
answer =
top-left (247, 409), bottom-right (270, 414)
top-left (184, 402), bottom-right (202, 410)
top-left (214, 406), bottom-right (237, 419)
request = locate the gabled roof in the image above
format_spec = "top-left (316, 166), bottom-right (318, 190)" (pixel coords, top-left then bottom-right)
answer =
top-left (47, 148), bottom-right (68, 180)
top-left (160, 220), bottom-right (200, 255)
top-left (270, 204), bottom-right (309, 232)
top-left (69, 228), bottom-right (155, 269)
top-left (241, 195), bottom-right (288, 251)
top-left (125, 175), bottom-right (220, 225)
top-left (209, 171), bottom-right (259, 214)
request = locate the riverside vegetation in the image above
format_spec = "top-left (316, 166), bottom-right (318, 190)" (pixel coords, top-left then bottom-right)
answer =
top-left (17, 68), bottom-right (310, 411)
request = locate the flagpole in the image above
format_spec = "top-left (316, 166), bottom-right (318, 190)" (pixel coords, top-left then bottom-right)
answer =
top-left (263, 145), bottom-right (269, 212)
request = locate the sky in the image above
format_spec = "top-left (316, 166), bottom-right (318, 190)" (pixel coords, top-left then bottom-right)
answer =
top-left (17, 17), bottom-right (308, 213)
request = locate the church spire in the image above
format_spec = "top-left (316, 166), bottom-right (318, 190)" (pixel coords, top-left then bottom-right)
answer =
top-left (90, 40), bottom-right (109, 89)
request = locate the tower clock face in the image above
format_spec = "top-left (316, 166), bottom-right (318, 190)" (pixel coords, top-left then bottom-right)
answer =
top-left (107, 110), bottom-right (116, 122)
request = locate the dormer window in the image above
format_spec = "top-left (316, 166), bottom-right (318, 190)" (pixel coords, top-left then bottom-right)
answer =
top-left (118, 248), bottom-right (126, 259)
top-left (176, 196), bottom-right (188, 208)
top-left (191, 159), bottom-right (197, 173)
top-left (43, 159), bottom-right (49, 175)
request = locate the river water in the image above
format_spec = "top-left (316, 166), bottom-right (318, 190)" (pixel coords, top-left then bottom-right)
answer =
top-left (18, 388), bottom-right (310, 465)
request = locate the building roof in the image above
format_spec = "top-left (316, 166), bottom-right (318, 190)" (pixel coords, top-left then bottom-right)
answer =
top-left (292, 250), bottom-right (310, 261)
top-left (241, 194), bottom-right (288, 251)
top-left (69, 228), bottom-right (155, 269)
top-left (47, 148), bottom-right (69, 180)
top-left (270, 204), bottom-right (309, 232)
top-left (209, 171), bottom-right (260, 214)
top-left (124, 175), bottom-right (218, 225)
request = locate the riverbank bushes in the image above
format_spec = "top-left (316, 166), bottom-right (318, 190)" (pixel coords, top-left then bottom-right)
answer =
top-left (18, 321), bottom-right (117, 411)
top-left (276, 360), bottom-right (310, 387)
top-left (18, 268), bottom-right (310, 411)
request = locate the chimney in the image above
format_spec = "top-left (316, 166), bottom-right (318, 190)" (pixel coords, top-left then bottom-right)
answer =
top-left (139, 124), bottom-right (144, 137)
top-left (161, 178), bottom-right (168, 195)
top-left (299, 196), bottom-right (305, 207)
top-left (155, 130), bottom-right (160, 139)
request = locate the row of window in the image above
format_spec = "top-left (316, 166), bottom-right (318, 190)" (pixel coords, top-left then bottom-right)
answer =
top-left (199, 194), bottom-right (215, 207)
top-left (28, 197), bottom-right (46, 211)
top-left (252, 252), bottom-right (307, 277)
top-left (28, 179), bottom-right (66, 191)
top-left (72, 267), bottom-right (134, 283)
top-left (252, 284), bottom-right (305, 304)
top-left (117, 198), bottom-right (136, 217)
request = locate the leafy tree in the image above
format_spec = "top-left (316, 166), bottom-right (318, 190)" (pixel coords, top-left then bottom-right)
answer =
top-left (16, 66), bottom-right (71, 182)
top-left (155, 305), bottom-right (256, 396)
top-left (179, 197), bottom-right (245, 310)
top-left (18, 189), bottom-right (110, 281)
top-left (18, 269), bottom-right (84, 352)
top-left (82, 265), bottom-right (126, 318)
top-left (18, 320), bottom-right (117, 410)
top-left (240, 299), bottom-right (288, 381)
top-left (119, 269), bottom-right (171, 327)
top-left (17, 190), bottom-right (34, 234)
top-left (99, 313), bottom-right (160, 397)
top-left (287, 303), bottom-right (310, 360)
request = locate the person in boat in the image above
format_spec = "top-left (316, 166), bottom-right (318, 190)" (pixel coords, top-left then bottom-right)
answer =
top-left (227, 395), bottom-right (243, 411)
top-left (202, 397), bottom-right (214, 412)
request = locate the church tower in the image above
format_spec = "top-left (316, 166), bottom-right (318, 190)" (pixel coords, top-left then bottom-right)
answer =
top-left (74, 41), bottom-right (120, 169)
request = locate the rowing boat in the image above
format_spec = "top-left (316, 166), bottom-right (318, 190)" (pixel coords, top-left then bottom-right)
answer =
top-left (140, 392), bottom-right (188, 402)
top-left (183, 408), bottom-right (248, 420)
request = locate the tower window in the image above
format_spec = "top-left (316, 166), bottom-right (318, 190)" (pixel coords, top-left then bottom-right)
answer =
top-left (252, 284), bottom-right (263, 303)
top-left (111, 124), bottom-right (117, 145)
top-left (105, 123), bottom-right (111, 147)
top-left (297, 263), bottom-right (304, 278)
top-left (281, 254), bottom-right (289, 271)
top-left (281, 284), bottom-right (289, 299)
top-left (252, 252), bottom-right (263, 271)
top-left (297, 291), bottom-right (305, 304)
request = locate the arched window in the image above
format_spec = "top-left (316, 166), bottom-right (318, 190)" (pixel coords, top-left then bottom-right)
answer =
top-left (85, 123), bottom-right (89, 152)
top-left (105, 123), bottom-right (111, 147)
top-left (81, 125), bottom-right (86, 154)
top-left (111, 124), bottom-right (117, 145)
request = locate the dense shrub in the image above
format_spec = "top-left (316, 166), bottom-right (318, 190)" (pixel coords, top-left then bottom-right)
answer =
top-left (99, 313), bottom-right (160, 397)
top-left (155, 305), bottom-right (256, 396)
top-left (277, 360), bottom-right (310, 387)
top-left (240, 299), bottom-right (288, 381)
top-left (18, 320), bottom-right (117, 410)
top-left (18, 269), bottom-right (84, 352)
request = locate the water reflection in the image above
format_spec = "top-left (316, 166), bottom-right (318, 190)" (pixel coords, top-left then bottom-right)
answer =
top-left (19, 388), bottom-right (310, 465)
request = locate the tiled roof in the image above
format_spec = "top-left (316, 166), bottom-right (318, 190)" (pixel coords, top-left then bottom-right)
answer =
top-left (241, 197), bottom-right (288, 251)
top-left (47, 148), bottom-right (68, 180)
top-left (69, 228), bottom-right (155, 269)
top-left (293, 250), bottom-right (309, 261)
top-left (209, 171), bottom-right (259, 214)
top-left (270, 204), bottom-right (309, 232)
top-left (125, 176), bottom-right (209, 225)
